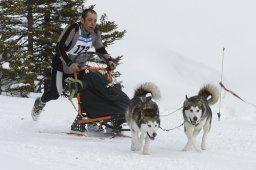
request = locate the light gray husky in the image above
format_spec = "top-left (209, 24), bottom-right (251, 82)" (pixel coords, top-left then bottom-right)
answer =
top-left (182, 84), bottom-right (219, 152)
top-left (126, 82), bottom-right (161, 155)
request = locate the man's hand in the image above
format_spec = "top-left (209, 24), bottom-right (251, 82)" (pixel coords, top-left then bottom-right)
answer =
top-left (108, 60), bottom-right (116, 70)
top-left (70, 63), bottom-right (80, 72)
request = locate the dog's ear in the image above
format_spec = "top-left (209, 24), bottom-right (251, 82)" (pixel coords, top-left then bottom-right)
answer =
top-left (184, 95), bottom-right (189, 107)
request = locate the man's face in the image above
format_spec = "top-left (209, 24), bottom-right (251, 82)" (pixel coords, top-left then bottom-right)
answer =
top-left (81, 12), bottom-right (97, 33)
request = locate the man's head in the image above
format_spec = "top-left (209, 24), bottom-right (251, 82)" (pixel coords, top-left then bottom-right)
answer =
top-left (80, 9), bottom-right (97, 33)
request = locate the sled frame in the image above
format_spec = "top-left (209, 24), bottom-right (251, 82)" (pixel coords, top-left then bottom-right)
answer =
top-left (70, 51), bottom-right (130, 134)
top-left (73, 66), bottom-right (113, 124)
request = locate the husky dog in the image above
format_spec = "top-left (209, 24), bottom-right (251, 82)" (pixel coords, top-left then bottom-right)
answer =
top-left (126, 82), bottom-right (161, 155)
top-left (182, 84), bottom-right (219, 152)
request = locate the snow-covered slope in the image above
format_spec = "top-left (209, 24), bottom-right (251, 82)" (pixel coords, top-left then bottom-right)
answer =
top-left (1, 85), bottom-right (256, 170)
top-left (1, 49), bottom-right (255, 170)
top-left (1, 0), bottom-right (256, 169)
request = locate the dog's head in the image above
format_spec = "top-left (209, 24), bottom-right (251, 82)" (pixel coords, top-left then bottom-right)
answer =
top-left (138, 96), bottom-right (160, 140)
top-left (183, 95), bottom-right (205, 126)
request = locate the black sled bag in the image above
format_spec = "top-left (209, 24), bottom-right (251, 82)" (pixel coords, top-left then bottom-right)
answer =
top-left (79, 71), bottom-right (130, 119)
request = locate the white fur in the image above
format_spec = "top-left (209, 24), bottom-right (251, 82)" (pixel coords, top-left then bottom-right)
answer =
top-left (136, 82), bottom-right (161, 100)
top-left (182, 118), bottom-right (210, 152)
top-left (184, 106), bottom-right (203, 125)
top-left (130, 120), bottom-right (159, 155)
top-left (182, 83), bottom-right (218, 152)
top-left (127, 82), bottom-right (160, 155)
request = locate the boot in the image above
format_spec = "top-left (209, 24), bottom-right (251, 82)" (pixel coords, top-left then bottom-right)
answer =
top-left (31, 97), bottom-right (46, 121)
top-left (87, 124), bottom-right (104, 133)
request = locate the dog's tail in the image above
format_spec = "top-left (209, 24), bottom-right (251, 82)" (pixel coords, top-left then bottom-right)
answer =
top-left (134, 82), bottom-right (161, 100)
top-left (198, 84), bottom-right (219, 106)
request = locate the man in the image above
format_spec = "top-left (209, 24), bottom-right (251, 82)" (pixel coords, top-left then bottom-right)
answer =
top-left (31, 9), bottom-right (126, 133)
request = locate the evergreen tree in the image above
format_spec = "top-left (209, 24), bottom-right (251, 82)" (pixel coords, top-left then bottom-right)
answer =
top-left (30, 0), bottom-right (84, 92)
top-left (98, 13), bottom-right (126, 80)
top-left (0, 0), bottom-right (36, 96)
top-left (0, 1), bottom-right (126, 97)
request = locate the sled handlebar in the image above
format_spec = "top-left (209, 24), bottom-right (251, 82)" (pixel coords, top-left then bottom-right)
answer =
top-left (73, 66), bottom-right (112, 83)
top-left (76, 51), bottom-right (107, 59)
top-left (72, 51), bottom-right (113, 82)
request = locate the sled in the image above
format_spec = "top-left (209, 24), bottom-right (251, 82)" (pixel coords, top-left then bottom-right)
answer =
top-left (74, 66), bottom-right (113, 124)
top-left (68, 52), bottom-right (129, 133)
top-left (74, 67), bottom-right (112, 121)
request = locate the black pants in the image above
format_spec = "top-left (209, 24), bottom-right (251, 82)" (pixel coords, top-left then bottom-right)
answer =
top-left (41, 69), bottom-right (80, 103)
top-left (41, 69), bottom-right (130, 126)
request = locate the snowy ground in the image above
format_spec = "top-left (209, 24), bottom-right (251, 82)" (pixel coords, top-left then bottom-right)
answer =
top-left (1, 88), bottom-right (256, 170)
top-left (1, 0), bottom-right (256, 169)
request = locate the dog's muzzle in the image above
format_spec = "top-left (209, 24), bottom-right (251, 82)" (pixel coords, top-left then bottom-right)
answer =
top-left (189, 117), bottom-right (199, 126)
top-left (147, 132), bottom-right (157, 140)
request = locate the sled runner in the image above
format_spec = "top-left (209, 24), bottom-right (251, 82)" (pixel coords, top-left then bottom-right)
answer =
top-left (37, 130), bottom-right (131, 139)
top-left (66, 52), bottom-right (130, 135)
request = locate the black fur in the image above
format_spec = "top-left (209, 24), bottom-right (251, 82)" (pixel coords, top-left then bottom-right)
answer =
top-left (129, 96), bottom-right (160, 128)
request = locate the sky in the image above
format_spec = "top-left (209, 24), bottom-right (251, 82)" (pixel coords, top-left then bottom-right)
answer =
top-left (1, 0), bottom-right (256, 170)
top-left (89, 0), bottom-right (256, 96)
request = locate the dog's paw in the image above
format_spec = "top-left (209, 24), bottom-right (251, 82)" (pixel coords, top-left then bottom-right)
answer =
top-left (193, 142), bottom-right (202, 152)
top-left (136, 144), bottom-right (142, 151)
top-left (201, 144), bottom-right (207, 150)
top-left (195, 147), bottom-right (202, 152)
top-left (182, 145), bottom-right (192, 152)
top-left (142, 150), bottom-right (150, 155)
top-left (182, 148), bottom-right (189, 152)
top-left (134, 141), bottom-right (142, 151)
top-left (131, 144), bottom-right (136, 151)
top-left (182, 147), bottom-right (192, 152)
top-left (131, 143), bottom-right (141, 151)
top-left (136, 146), bottom-right (141, 151)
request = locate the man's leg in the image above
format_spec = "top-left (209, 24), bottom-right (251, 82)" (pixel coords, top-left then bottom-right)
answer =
top-left (31, 69), bottom-right (62, 121)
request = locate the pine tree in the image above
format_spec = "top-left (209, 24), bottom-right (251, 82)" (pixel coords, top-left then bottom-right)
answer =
top-left (98, 12), bottom-right (126, 67)
top-left (30, 0), bottom-right (84, 92)
top-left (0, 0), bottom-right (36, 96)
top-left (0, 1), bottom-right (126, 96)
top-left (0, 0), bottom-right (84, 95)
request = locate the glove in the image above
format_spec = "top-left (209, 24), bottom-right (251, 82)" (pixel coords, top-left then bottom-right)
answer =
top-left (108, 60), bottom-right (116, 70)
top-left (69, 63), bottom-right (80, 72)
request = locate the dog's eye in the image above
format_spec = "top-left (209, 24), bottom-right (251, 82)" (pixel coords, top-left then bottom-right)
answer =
top-left (190, 109), bottom-right (193, 112)
top-left (155, 124), bottom-right (158, 127)
top-left (196, 110), bottom-right (199, 112)
top-left (148, 124), bottom-right (151, 127)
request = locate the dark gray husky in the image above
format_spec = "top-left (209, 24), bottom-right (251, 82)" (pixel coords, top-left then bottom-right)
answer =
top-left (182, 84), bottom-right (219, 152)
top-left (126, 82), bottom-right (161, 155)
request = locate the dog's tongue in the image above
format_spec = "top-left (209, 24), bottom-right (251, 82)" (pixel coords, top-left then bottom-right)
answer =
top-left (189, 118), bottom-right (197, 125)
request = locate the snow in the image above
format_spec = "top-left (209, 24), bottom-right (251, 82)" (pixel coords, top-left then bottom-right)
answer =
top-left (2, 62), bottom-right (10, 69)
top-left (1, 0), bottom-right (256, 169)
